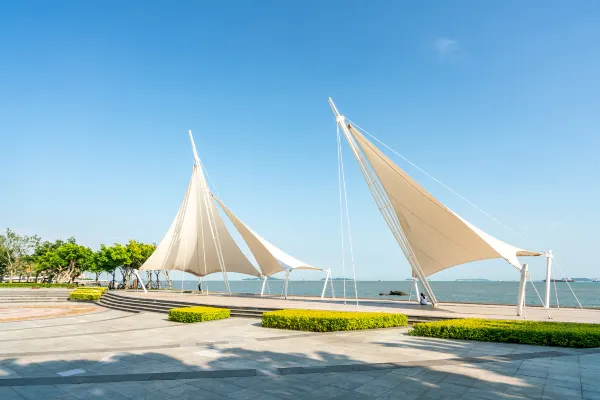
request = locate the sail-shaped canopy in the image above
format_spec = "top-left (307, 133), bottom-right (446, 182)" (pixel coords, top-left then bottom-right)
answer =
top-left (215, 197), bottom-right (322, 276)
top-left (346, 124), bottom-right (541, 277)
top-left (140, 164), bottom-right (261, 277)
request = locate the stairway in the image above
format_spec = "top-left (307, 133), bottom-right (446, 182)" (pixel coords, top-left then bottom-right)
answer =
top-left (98, 291), bottom-right (273, 318)
top-left (98, 292), bottom-right (450, 323)
top-left (0, 288), bottom-right (71, 303)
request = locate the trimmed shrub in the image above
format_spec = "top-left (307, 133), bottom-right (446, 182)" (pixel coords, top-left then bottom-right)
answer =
top-left (168, 306), bottom-right (230, 323)
top-left (262, 309), bottom-right (408, 332)
top-left (76, 286), bottom-right (108, 293)
top-left (409, 318), bottom-right (600, 348)
top-left (69, 287), bottom-right (106, 301)
top-left (70, 292), bottom-right (101, 301)
top-left (0, 283), bottom-right (77, 288)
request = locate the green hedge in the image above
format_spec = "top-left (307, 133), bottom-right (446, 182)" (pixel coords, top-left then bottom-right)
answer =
top-left (262, 309), bottom-right (408, 332)
top-left (76, 286), bottom-right (108, 293)
top-left (0, 283), bottom-right (77, 288)
top-left (168, 306), bottom-right (230, 323)
top-left (69, 287), bottom-right (106, 301)
top-left (409, 318), bottom-right (600, 348)
top-left (70, 292), bottom-right (101, 301)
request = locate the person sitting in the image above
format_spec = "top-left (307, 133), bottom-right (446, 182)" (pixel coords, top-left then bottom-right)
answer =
top-left (419, 292), bottom-right (428, 305)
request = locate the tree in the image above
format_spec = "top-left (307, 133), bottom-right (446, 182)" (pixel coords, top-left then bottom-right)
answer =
top-left (108, 243), bottom-right (130, 287)
top-left (93, 244), bottom-right (123, 286)
top-left (36, 238), bottom-right (92, 283)
top-left (86, 251), bottom-right (104, 283)
top-left (0, 243), bottom-right (8, 282)
top-left (0, 229), bottom-right (40, 282)
top-left (163, 270), bottom-right (173, 290)
top-left (116, 240), bottom-right (156, 288)
top-left (32, 239), bottom-right (65, 282)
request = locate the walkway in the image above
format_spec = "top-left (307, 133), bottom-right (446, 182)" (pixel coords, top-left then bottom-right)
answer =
top-left (0, 308), bottom-right (599, 399)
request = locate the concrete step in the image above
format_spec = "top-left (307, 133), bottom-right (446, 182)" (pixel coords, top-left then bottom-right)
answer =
top-left (101, 299), bottom-right (263, 318)
top-left (104, 292), bottom-right (273, 313)
top-left (100, 293), bottom-right (264, 318)
top-left (0, 294), bottom-right (71, 297)
top-left (95, 300), bottom-right (140, 314)
top-left (100, 292), bottom-right (449, 323)
top-left (0, 291), bottom-right (72, 294)
top-left (0, 296), bottom-right (68, 299)
top-left (0, 298), bottom-right (69, 303)
top-left (100, 296), bottom-right (171, 310)
top-left (98, 299), bottom-right (160, 314)
top-left (0, 289), bottom-right (70, 302)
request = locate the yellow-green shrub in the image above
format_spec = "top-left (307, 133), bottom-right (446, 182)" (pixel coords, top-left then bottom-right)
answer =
top-left (262, 309), bottom-right (408, 332)
top-left (168, 306), bottom-right (230, 323)
top-left (409, 318), bottom-right (600, 348)
top-left (76, 286), bottom-right (108, 293)
top-left (70, 292), bottom-right (101, 300)
top-left (69, 287), bottom-right (106, 301)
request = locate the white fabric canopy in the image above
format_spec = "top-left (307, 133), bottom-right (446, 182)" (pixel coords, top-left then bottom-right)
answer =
top-left (140, 165), bottom-right (261, 277)
top-left (347, 124), bottom-right (541, 277)
top-left (215, 197), bottom-right (322, 276)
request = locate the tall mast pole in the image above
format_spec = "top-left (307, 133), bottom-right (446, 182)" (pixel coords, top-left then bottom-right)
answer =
top-left (328, 98), bottom-right (439, 306)
top-left (188, 130), bottom-right (231, 295)
top-left (188, 130), bottom-right (201, 164)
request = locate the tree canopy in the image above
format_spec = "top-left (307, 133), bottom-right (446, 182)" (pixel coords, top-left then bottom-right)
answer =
top-left (0, 229), bottom-right (156, 285)
top-left (0, 229), bottom-right (40, 282)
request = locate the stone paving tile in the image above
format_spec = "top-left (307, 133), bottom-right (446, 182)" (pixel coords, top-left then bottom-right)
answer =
top-left (515, 367), bottom-right (549, 379)
top-left (461, 387), bottom-right (507, 400)
top-left (543, 384), bottom-right (583, 399)
top-left (388, 366), bottom-right (424, 376)
top-left (504, 383), bottom-right (544, 398)
top-left (102, 381), bottom-right (159, 399)
top-left (13, 385), bottom-right (72, 400)
top-left (354, 381), bottom-right (395, 397)
top-left (547, 378), bottom-right (581, 390)
top-left (419, 388), bottom-right (469, 399)
top-left (329, 391), bottom-right (375, 400)
top-left (364, 374), bottom-right (406, 389)
top-left (0, 387), bottom-right (25, 400)
top-left (310, 385), bottom-right (360, 399)
top-left (583, 384), bottom-right (600, 394)
top-left (375, 391), bottom-right (420, 400)
top-left (226, 387), bottom-right (263, 400)
top-left (500, 394), bottom-right (531, 400)
top-left (168, 387), bottom-right (225, 400)
top-left (56, 383), bottom-right (130, 400)
top-left (186, 378), bottom-right (245, 395)
top-left (472, 380), bottom-right (509, 392)
top-left (315, 372), bottom-right (377, 390)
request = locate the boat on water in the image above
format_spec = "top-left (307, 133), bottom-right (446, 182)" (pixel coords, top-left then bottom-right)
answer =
top-left (543, 278), bottom-right (574, 283)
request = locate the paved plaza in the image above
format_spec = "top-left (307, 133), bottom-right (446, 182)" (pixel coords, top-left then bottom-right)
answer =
top-left (0, 305), bottom-right (599, 399)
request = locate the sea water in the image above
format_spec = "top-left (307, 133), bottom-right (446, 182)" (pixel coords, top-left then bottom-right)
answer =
top-left (153, 280), bottom-right (597, 308)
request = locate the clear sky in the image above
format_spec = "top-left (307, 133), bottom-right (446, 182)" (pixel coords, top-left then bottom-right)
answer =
top-left (1, 1), bottom-right (599, 281)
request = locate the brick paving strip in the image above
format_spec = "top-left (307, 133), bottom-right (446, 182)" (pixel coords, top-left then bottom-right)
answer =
top-left (0, 322), bottom-right (187, 343)
top-left (0, 305), bottom-right (100, 323)
top-left (1, 347), bottom-right (598, 387)
top-left (0, 311), bottom-right (135, 333)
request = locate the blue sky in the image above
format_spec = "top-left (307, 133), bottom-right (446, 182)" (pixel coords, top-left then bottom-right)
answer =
top-left (1, 1), bottom-right (599, 281)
